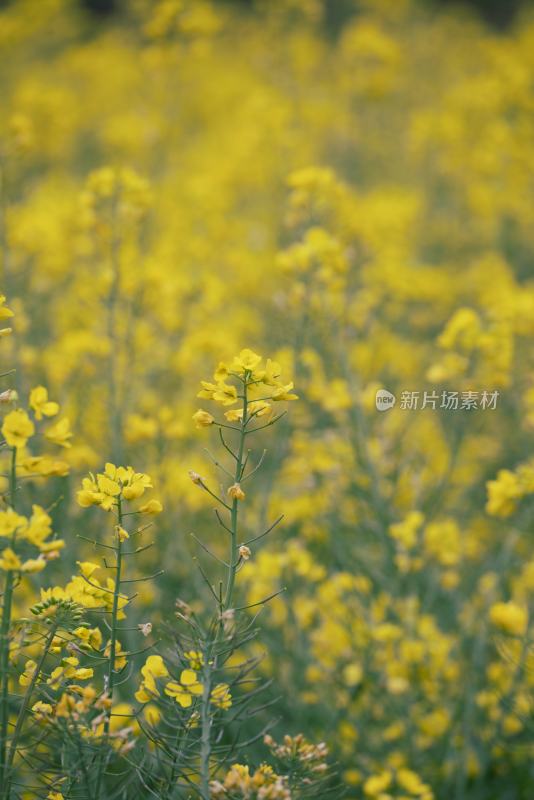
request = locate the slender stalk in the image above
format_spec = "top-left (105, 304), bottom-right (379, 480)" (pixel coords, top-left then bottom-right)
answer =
top-left (223, 380), bottom-right (248, 611)
top-left (199, 378), bottom-right (249, 799)
top-left (0, 162), bottom-right (9, 288)
top-left (4, 621), bottom-right (58, 797)
top-left (0, 578), bottom-right (13, 799)
top-left (0, 168), bottom-right (21, 399)
top-left (472, 632), bottom-right (529, 797)
top-left (163, 724), bottom-right (191, 800)
top-left (0, 447), bottom-right (17, 796)
top-left (94, 496), bottom-right (124, 797)
top-left (74, 718), bottom-right (94, 800)
top-left (105, 498), bottom-right (124, 706)
top-left (0, 161), bottom-right (5, 285)
top-left (199, 662), bottom-right (213, 800)
top-left (106, 197), bottom-right (123, 464)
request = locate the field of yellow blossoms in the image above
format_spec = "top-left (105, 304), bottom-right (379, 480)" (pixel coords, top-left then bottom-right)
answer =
top-left (0, 0), bottom-right (533, 797)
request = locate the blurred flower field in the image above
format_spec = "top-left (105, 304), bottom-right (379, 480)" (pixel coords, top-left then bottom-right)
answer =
top-left (1, 0), bottom-right (534, 797)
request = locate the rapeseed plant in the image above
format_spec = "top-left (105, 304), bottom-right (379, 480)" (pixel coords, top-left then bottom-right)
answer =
top-left (0, 314), bottom-right (331, 797)
top-left (128, 351), bottom-right (333, 798)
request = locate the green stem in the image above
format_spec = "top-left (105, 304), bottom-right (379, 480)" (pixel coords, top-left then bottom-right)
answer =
top-left (200, 379), bottom-right (249, 799)
top-left (163, 724), bottom-right (191, 800)
top-left (473, 632), bottom-right (529, 795)
top-left (74, 717), bottom-right (94, 800)
top-left (62, 715), bottom-right (94, 800)
top-left (4, 622), bottom-right (58, 797)
top-left (0, 448), bottom-right (17, 797)
top-left (105, 499), bottom-right (124, 708)
top-left (0, 160), bottom-right (7, 287)
top-left (199, 663), bottom-right (213, 800)
top-left (0, 578), bottom-right (13, 800)
top-left (94, 496), bottom-right (124, 797)
top-left (107, 200), bottom-right (123, 464)
top-left (8, 449), bottom-right (15, 512)
top-left (223, 381), bottom-right (248, 611)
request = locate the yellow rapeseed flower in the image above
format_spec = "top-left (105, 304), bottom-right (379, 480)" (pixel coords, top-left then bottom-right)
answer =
top-left (490, 601), bottom-right (528, 637)
top-left (192, 409), bottom-right (215, 428)
top-left (2, 409), bottom-right (35, 448)
top-left (44, 418), bottom-right (73, 448)
top-left (29, 386), bottom-right (59, 420)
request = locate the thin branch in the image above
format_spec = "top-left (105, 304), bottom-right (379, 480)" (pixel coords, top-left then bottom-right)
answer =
top-left (233, 587), bottom-right (286, 611)
top-left (122, 542), bottom-right (155, 556)
top-left (242, 514), bottom-right (284, 546)
top-left (218, 428), bottom-right (237, 461)
top-left (76, 534), bottom-right (116, 551)
top-left (190, 533), bottom-right (229, 567)
top-left (121, 569), bottom-right (164, 584)
top-left (241, 449), bottom-right (267, 483)
top-left (214, 509), bottom-right (232, 534)
top-left (192, 558), bottom-right (219, 603)
top-left (245, 411), bottom-right (286, 434)
top-left (203, 448), bottom-right (233, 478)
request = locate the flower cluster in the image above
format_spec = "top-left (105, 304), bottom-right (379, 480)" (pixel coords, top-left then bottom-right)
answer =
top-left (194, 348), bottom-right (297, 427)
top-left (37, 562), bottom-right (129, 619)
top-left (0, 383), bottom-right (72, 484)
top-left (134, 654), bottom-right (233, 714)
top-left (0, 505), bottom-right (62, 575)
top-left (486, 459), bottom-right (534, 517)
top-left (264, 734), bottom-right (328, 774)
top-left (0, 295), bottom-right (13, 339)
top-left (489, 601), bottom-right (528, 637)
top-left (135, 655), bottom-right (202, 709)
top-left (363, 768), bottom-right (433, 800)
top-left (77, 463), bottom-right (162, 514)
top-left (2, 388), bottom-right (72, 450)
top-left (210, 764), bottom-right (291, 800)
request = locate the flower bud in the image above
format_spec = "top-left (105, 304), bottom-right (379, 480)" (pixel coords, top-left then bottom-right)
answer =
top-left (116, 525), bottom-right (129, 542)
top-left (192, 409), bottom-right (215, 428)
top-left (228, 483), bottom-right (245, 501)
top-left (138, 499), bottom-right (163, 515)
top-left (175, 598), bottom-right (192, 619)
top-left (0, 389), bottom-right (17, 404)
top-left (238, 545), bottom-right (251, 561)
top-left (188, 470), bottom-right (205, 486)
